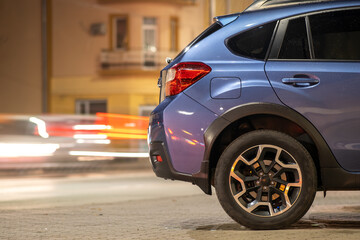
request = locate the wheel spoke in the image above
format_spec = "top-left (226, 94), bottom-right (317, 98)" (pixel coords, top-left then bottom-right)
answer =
top-left (234, 190), bottom-right (246, 199)
top-left (273, 178), bottom-right (287, 186)
top-left (246, 185), bottom-right (261, 192)
top-left (275, 149), bottom-right (300, 171)
top-left (255, 187), bottom-right (263, 202)
top-left (268, 202), bottom-right (275, 216)
top-left (247, 201), bottom-right (275, 216)
top-left (244, 175), bottom-right (258, 182)
top-left (258, 160), bottom-right (267, 173)
top-left (230, 171), bottom-right (243, 183)
top-left (230, 171), bottom-right (246, 198)
top-left (284, 182), bottom-right (301, 207)
top-left (234, 147), bottom-right (260, 166)
top-left (284, 192), bottom-right (292, 208)
top-left (254, 145), bottom-right (264, 164)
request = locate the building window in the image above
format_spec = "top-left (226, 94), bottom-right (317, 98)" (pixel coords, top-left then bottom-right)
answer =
top-left (111, 15), bottom-right (128, 50)
top-left (143, 17), bottom-right (157, 68)
top-left (76, 100), bottom-right (107, 114)
top-left (170, 17), bottom-right (179, 52)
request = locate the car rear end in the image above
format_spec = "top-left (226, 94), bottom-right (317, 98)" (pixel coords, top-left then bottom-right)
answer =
top-left (148, 9), bottom-right (281, 193)
top-left (147, 20), bottom-right (233, 193)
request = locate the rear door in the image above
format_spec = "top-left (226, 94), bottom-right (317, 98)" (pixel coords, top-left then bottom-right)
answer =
top-left (265, 8), bottom-right (360, 171)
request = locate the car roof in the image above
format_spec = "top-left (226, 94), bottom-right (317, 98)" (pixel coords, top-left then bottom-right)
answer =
top-left (245, 0), bottom-right (357, 12)
top-left (214, 0), bottom-right (360, 27)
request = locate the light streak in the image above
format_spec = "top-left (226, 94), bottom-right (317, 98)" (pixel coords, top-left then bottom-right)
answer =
top-left (100, 133), bottom-right (147, 140)
top-left (73, 134), bottom-right (108, 139)
top-left (29, 117), bottom-right (49, 138)
top-left (73, 125), bottom-right (112, 130)
top-left (69, 151), bottom-right (149, 158)
top-left (0, 143), bottom-right (59, 157)
top-left (76, 139), bottom-right (111, 144)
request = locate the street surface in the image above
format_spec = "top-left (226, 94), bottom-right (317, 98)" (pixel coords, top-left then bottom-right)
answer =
top-left (1, 170), bottom-right (360, 239)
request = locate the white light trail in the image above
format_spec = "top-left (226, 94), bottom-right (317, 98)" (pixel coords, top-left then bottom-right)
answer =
top-left (73, 134), bottom-right (107, 139)
top-left (72, 125), bottom-right (112, 130)
top-left (29, 117), bottom-right (49, 138)
top-left (69, 151), bottom-right (149, 158)
top-left (76, 139), bottom-right (111, 144)
top-left (0, 143), bottom-right (59, 157)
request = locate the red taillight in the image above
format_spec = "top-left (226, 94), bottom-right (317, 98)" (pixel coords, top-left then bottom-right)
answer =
top-left (156, 155), bottom-right (163, 162)
top-left (165, 62), bottom-right (211, 96)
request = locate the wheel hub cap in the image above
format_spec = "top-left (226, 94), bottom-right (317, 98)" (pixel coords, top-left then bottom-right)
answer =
top-left (260, 174), bottom-right (270, 187)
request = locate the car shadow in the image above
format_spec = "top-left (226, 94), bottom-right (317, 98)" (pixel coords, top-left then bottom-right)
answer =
top-left (193, 206), bottom-right (360, 231)
top-left (194, 219), bottom-right (360, 231)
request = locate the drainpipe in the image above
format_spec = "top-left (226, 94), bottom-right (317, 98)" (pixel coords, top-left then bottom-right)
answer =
top-left (41, 0), bottom-right (50, 113)
top-left (210, 0), bottom-right (216, 25)
top-left (226, 0), bottom-right (231, 14)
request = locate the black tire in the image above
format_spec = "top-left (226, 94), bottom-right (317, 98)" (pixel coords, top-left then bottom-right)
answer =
top-left (215, 130), bottom-right (317, 230)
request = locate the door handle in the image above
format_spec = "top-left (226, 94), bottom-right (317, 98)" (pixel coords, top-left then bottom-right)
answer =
top-left (282, 77), bottom-right (320, 87)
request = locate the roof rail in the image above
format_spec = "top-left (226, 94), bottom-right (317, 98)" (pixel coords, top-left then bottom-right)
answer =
top-left (244, 0), bottom-right (340, 12)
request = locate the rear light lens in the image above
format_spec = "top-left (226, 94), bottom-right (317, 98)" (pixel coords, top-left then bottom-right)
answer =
top-left (156, 155), bottom-right (163, 162)
top-left (165, 62), bottom-right (211, 96)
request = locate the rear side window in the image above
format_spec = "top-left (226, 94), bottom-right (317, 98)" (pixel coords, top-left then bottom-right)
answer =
top-left (310, 9), bottom-right (360, 60)
top-left (279, 17), bottom-right (310, 59)
top-left (227, 21), bottom-right (276, 60)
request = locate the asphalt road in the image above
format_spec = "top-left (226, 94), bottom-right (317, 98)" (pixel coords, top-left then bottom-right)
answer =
top-left (1, 170), bottom-right (360, 239)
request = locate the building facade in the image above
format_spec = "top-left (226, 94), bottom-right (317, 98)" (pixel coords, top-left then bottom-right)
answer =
top-left (0, 0), bottom-right (253, 115)
top-left (0, 0), bottom-right (43, 114)
top-left (51, 0), bottom-right (205, 116)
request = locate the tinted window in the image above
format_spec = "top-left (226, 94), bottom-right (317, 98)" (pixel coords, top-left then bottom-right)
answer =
top-left (227, 21), bottom-right (276, 60)
top-left (310, 9), bottom-right (360, 60)
top-left (279, 17), bottom-right (310, 59)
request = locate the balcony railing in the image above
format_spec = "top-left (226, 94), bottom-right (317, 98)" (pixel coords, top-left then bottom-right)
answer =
top-left (99, 49), bottom-right (178, 72)
top-left (98, 0), bottom-right (196, 5)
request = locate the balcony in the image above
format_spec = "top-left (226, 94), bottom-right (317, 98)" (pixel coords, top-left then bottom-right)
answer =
top-left (97, 0), bottom-right (196, 5)
top-left (98, 49), bottom-right (177, 76)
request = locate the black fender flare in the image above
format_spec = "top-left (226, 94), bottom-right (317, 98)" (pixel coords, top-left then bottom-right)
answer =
top-left (201, 102), bottom-right (359, 191)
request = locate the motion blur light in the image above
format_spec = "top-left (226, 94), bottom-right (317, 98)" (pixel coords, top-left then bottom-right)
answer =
top-left (0, 143), bottom-right (59, 157)
top-left (69, 151), bottom-right (149, 158)
top-left (29, 117), bottom-right (49, 139)
top-left (73, 134), bottom-right (108, 140)
top-left (73, 124), bottom-right (112, 130)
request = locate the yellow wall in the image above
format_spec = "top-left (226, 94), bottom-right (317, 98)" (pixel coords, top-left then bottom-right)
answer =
top-left (0, 0), bottom-right (42, 113)
top-left (231, 0), bottom-right (254, 12)
top-left (51, 74), bottom-right (159, 114)
top-left (52, 93), bottom-right (158, 115)
top-left (216, 0), bottom-right (227, 16)
top-left (204, 0), bottom-right (254, 27)
top-left (51, 0), bottom-right (204, 115)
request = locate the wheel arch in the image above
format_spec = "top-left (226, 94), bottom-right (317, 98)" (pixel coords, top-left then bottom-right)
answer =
top-left (203, 102), bottom-right (353, 191)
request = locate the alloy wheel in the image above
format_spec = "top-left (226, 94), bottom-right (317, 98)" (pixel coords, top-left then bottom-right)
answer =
top-left (229, 144), bottom-right (302, 217)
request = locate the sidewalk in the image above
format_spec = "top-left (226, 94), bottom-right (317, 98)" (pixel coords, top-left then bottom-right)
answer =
top-left (1, 190), bottom-right (360, 240)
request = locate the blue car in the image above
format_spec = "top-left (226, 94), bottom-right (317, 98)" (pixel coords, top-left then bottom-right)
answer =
top-left (148, 0), bottom-right (360, 229)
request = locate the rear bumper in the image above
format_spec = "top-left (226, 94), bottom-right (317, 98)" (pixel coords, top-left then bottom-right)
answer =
top-left (148, 141), bottom-right (211, 194)
top-left (147, 92), bottom-right (217, 194)
top-left (148, 94), bottom-right (212, 195)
